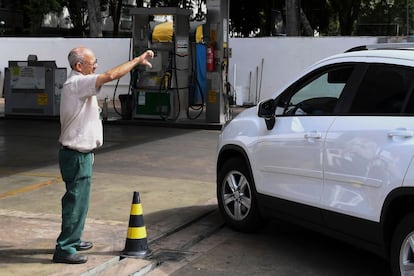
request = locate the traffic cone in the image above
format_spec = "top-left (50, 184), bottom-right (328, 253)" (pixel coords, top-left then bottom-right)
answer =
top-left (122, 191), bottom-right (152, 258)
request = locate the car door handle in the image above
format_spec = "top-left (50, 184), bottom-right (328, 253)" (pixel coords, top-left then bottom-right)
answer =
top-left (304, 132), bottom-right (322, 139)
top-left (388, 130), bottom-right (414, 138)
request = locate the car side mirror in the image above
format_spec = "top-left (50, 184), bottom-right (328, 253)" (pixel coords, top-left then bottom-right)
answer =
top-left (258, 99), bottom-right (276, 130)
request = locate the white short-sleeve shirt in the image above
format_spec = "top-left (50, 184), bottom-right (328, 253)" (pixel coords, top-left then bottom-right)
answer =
top-left (59, 70), bottom-right (103, 152)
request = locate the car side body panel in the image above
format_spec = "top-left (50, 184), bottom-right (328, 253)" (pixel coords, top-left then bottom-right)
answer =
top-left (218, 107), bottom-right (261, 153)
top-left (323, 116), bottom-right (414, 222)
top-left (253, 116), bottom-right (336, 207)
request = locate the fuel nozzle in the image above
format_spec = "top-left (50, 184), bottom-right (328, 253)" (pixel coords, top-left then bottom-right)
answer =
top-left (163, 71), bottom-right (171, 89)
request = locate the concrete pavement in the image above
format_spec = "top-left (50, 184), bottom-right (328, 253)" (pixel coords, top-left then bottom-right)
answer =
top-left (0, 114), bottom-right (222, 275)
top-left (0, 99), bottom-right (393, 276)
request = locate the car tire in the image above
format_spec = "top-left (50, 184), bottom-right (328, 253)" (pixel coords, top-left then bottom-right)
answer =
top-left (390, 213), bottom-right (414, 276)
top-left (217, 157), bottom-right (263, 232)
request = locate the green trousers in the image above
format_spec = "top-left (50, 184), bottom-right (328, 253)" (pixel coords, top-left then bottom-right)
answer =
top-left (55, 148), bottom-right (93, 256)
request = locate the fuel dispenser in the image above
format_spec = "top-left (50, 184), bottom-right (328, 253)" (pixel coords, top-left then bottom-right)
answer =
top-left (127, 1), bottom-right (230, 124)
top-left (3, 55), bottom-right (67, 117)
top-left (128, 7), bottom-right (192, 120)
top-left (204, 0), bottom-right (230, 124)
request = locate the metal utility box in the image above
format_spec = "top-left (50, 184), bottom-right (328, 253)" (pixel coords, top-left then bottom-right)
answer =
top-left (4, 56), bottom-right (67, 117)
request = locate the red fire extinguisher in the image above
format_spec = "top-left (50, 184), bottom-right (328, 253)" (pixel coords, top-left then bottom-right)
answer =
top-left (207, 44), bottom-right (214, 72)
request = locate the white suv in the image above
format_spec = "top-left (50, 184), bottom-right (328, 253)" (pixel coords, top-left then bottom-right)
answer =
top-left (216, 45), bottom-right (414, 276)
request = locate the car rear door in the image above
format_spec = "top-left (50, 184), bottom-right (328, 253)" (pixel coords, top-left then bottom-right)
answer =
top-left (322, 63), bottom-right (414, 227)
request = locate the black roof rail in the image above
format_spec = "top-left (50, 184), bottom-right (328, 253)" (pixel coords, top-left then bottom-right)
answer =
top-left (345, 45), bottom-right (367, 52)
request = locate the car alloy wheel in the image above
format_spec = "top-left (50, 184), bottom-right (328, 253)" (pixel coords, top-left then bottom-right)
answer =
top-left (399, 230), bottom-right (414, 275)
top-left (221, 169), bottom-right (252, 221)
top-left (217, 157), bottom-right (262, 232)
top-left (391, 213), bottom-right (414, 276)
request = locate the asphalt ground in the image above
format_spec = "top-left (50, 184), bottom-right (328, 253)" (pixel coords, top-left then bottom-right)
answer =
top-left (0, 107), bottom-right (222, 275)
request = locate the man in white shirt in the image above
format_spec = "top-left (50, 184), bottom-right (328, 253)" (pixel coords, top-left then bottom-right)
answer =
top-left (53, 46), bottom-right (153, 264)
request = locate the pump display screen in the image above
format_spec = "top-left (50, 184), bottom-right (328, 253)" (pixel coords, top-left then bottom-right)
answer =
top-left (10, 66), bottom-right (45, 90)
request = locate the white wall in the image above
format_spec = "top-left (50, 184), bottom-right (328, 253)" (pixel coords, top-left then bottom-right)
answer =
top-left (0, 37), bottom-right (133, 98)
top-left (0, 36), bottom-right (379, 103)
top-left (228, 36), bottom-right (378, 105)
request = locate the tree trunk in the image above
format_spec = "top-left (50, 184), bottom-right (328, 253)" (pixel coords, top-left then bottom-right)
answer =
top-left (285, 0), bottom-right (300, 36)
top-left (329, 0), bottom-right (362, 35)
top-left (67, 0), bottom-right (86, 37)
top-left (300, 8), bottom-right (313, 36)
top-left (87, 0), bottom-right (103, 37)
top-left (109, 0), bottom-right (123, 37)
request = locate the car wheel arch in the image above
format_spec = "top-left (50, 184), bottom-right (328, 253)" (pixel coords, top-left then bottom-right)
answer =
top-left (217, 144), bottom-right (254, 179)
top-left (381, 187), bottom-right (414, 257)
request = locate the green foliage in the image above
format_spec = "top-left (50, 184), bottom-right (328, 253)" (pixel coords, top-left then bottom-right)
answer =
top-left (230, 0), bottom-right (263, 37)
top-left (301, 0), bottom-right (331, 35)
top-left (229, 0), bottom-right (414, 37)
top-left (7, 0), bottom-right (414, 37)
top-left (61, 0), bottom-right (88, 36)
top-left (358, 0), bottom-right (414, 35)
top-left (230, 0), bottom-right (332, 37)
top-left (23, 0), bottom-right (63, 33)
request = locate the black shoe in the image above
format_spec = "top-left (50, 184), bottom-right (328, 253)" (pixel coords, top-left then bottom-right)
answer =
top-left (52, 253), bottom-right (88, 264)
top-left (76, 241), bottom-right (93, 251)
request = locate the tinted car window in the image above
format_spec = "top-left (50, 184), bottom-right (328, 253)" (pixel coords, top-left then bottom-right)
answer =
top-left (282, 66), bottom-right (354, 116)
top-left (348, 64), bottom-right (414, 114)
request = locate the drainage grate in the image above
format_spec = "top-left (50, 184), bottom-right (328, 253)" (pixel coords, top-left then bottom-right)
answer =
top-left (150, 249), bottom-right (193, 263)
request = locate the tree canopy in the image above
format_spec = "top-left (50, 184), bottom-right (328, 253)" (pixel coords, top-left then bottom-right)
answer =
top-left (3, 0), bottom-right (414, 37)
top-left (230, 0), bottom-right (414, 37)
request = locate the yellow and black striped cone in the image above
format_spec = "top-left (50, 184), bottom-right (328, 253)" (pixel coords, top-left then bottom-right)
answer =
top-left (122, 191), bottom-right (152, 258)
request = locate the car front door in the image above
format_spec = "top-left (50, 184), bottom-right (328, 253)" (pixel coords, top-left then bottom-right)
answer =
top-left (253, 65), bottom-right (357, 218)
